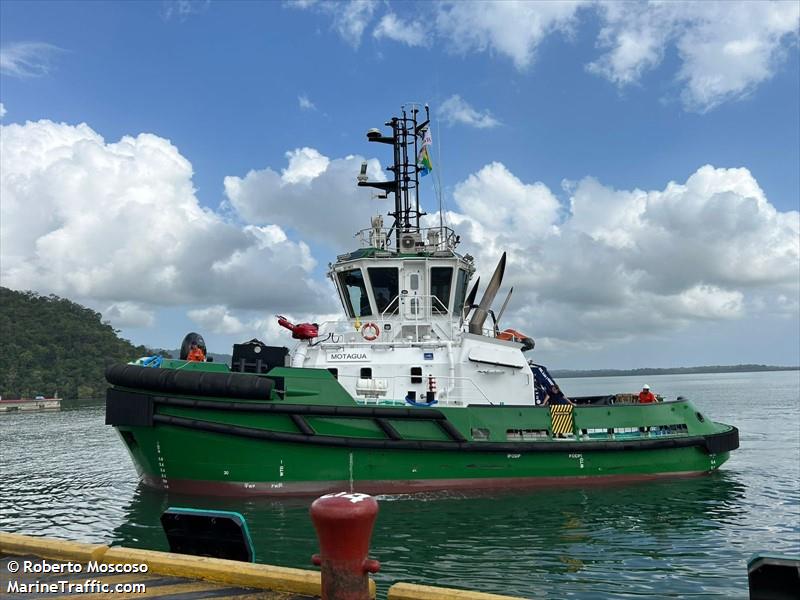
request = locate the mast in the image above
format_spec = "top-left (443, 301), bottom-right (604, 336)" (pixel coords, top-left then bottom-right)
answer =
top-left (359, 104), bottom-right (430, 251)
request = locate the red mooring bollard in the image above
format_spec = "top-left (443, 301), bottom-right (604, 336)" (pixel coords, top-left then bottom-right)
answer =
top-left (310, 492), bottom-right (380, 600)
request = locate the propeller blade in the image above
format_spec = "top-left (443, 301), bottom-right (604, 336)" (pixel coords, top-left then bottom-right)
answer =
top-left (462, 276), bottom-right (480, 320)
top-left (495, 286), bottom-right (514, 331)
top-left (469, 252), bottom-right (507, 335)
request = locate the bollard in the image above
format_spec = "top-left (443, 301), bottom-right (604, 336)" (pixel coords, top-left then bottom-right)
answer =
top-left (310, 492), bottom-right (380, 600)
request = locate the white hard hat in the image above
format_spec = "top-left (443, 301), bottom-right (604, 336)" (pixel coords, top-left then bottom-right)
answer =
top-left (643, 384), bottom-right (650, 390)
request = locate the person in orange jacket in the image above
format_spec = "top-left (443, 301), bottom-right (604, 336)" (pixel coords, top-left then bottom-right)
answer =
top-left (638, 384), bottom-right (657, 403)
top-left (187, 340), bottom-right (206, 362)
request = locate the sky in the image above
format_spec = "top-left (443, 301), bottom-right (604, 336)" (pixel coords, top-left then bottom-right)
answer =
top-left (1, 0), bottom-right (798, 369)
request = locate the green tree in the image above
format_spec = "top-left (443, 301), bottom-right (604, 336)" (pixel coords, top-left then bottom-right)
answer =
top-left (0, 287), bottom-right (158, 399)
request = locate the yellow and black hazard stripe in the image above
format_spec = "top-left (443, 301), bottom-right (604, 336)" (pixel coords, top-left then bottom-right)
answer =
top-left (550, 404), bottom-right (574, 435)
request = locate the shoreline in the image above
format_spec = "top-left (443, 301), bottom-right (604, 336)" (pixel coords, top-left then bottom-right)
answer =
top-left (552, 365), bottom-right (799, 379)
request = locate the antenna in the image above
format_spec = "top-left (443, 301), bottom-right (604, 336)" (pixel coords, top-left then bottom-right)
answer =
top-left (357, 104), bottom-right (430, 252)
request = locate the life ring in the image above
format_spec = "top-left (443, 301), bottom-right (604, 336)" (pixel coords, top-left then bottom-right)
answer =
top-left (361, 322), bottom-right (380, 341)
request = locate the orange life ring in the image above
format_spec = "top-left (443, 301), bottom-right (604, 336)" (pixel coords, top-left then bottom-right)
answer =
top-left (361, 322), bottom-right (380, 341)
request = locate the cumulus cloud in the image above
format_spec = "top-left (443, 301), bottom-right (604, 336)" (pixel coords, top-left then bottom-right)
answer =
top-left (589, 1), bottom-right (800, 111)
top-left (447, 162), bottom-right (799, 345)
top-left (0, 103), bottom-right (6, 118)
top-left (0, 120), bottom-right (332, 317)
top-left (0, 42), bottom-right (62, 77)
top-left (435, 1), bottom-right (586, 70)
top-left (373, 13), bottom-right (429, 47)
top-left (439, 95), bottom-right (500, 129)
top-left (104, 302), bottom-right (156, 328)
top-left (289, 1), bottom-right (798, 113)
top-left (289, 0), bottom-right (377, 47)
top-left (188, 305), bottom-right (248, 335)
top-left (224, 147), bottom-right (386, 248)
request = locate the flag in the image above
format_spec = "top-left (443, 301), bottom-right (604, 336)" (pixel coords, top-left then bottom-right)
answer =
top-left (417, 128), bottom-right (433, 176)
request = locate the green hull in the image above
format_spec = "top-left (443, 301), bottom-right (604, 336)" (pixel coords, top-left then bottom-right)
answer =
top-left (107, 364), bottom-right (738, 496)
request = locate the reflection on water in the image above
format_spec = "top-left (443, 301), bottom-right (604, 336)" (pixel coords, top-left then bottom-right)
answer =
top-left (2, 372), bottom-right (799, 599)
top-left (110, 474), bottom-right (751, 598)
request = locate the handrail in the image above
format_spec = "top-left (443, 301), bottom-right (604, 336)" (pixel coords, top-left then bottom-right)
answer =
top-left (354, 226), bottom-right (459, 252)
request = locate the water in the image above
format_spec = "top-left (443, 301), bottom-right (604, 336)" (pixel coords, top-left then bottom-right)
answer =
top-left (1, 371), bottom-right (798, 598)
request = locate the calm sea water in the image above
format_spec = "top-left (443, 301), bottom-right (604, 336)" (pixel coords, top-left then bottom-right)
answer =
top-left (1, 371), bottom-right (798, 599)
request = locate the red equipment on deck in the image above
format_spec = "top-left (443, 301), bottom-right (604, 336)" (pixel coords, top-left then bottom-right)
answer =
top-left (277, 316), bottom-right (319, 340)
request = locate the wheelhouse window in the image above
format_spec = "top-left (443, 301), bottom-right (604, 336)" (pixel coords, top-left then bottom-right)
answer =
top-left (337, 269), bottom-right (372, 317)
top-left (430, 267), bottom-right (453, 314)
top-left (367, 267), bottom-right (399, 315)
top-left (453, 268), bottom-right (468, 317)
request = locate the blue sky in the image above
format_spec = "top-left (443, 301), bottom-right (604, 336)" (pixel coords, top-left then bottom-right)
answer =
top-left (1, 0), bottom-right (799, 369)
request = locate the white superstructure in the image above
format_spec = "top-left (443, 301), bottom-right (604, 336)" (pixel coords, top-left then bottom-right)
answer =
top-left (282, 105), bottom-right (537, 408)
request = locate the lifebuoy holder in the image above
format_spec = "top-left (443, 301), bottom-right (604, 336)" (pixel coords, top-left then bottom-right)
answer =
top-left (361, 322), bottom-right (380, 341)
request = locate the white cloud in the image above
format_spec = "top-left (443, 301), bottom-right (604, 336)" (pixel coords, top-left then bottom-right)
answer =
top-left (285, 1), bottom-right (798, 112)
top-left (447, 162), bottom-right (799, 345)
top-left (439, 95), bottom-right (500, 129)
top-left (105, 302), bottom-right (156, 328)
top-left (331, 0), bottom-right (377, 47)
top-left (589, 1), bottom-right (800, 112)
top-left (188, 305), bottom-right (248, 335)
top-left (0, 120), bottom-right (331, 316)
top-left (0, 42), bottom-right (62, 77)
top-left (587, 1), bottom-right (677, 86)
top-left (298, 94), bottom-right (316, 111)
top-left (224, 148), bottom-right (385, 248)
top-left (287, 0), bottom-right (377, 46)
top-left (0, 103), bottom-right (6, 118)
top-left (676, 2), bottom-right (800, 112)
top-left (161, 0), bottom-right (210, 22)
top-left (282, 147), bottom-right (329, 183)
top-left (435, 1), bottom-right (586, 70)
top-left (373, 13), bottom-right (428, 47)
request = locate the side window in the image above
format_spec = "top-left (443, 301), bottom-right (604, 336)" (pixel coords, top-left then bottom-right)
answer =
top-left (367, 267), bottom-right (399, 314)
top-left (410, 366), bottom-right (422, 384)
top-left (430, 267), bottom-right (453, 314)
top-left (360, 367), bottom-right (372, 379)
top-left (337, 269), bottom-right (372, 317)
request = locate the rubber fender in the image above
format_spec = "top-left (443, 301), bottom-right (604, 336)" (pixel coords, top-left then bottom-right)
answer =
top-left (105, 363), bottom-right (274, 400)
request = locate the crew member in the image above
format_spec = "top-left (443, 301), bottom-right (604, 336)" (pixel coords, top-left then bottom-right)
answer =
top-left (638, 384), bottom-right (657, 403)
top-left (542, 384), bottom-right (575, 407)
top-left (187, 341), bottom-right (206, 362)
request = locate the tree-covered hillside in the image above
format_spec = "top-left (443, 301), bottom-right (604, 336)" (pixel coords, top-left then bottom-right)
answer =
top-left (0, 287), bottom-right (155, 399)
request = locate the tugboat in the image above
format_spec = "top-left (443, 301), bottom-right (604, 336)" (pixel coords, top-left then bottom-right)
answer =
top-left (106, 105), bottom-right (739, 496)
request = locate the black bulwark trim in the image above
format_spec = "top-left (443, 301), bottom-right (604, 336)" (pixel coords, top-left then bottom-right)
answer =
top-left (152, 393), bottom-right (445, 420)
top-left (152, 414), bottom-right (739, 455)
top-left (375, 418), bottom-right (402, 441)
top-left (107, 388), bottom-right (738, 455)
top-left (290, 414), bottom-right (315, 436)
top-left (105, 364), bottom-right (275, 400)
